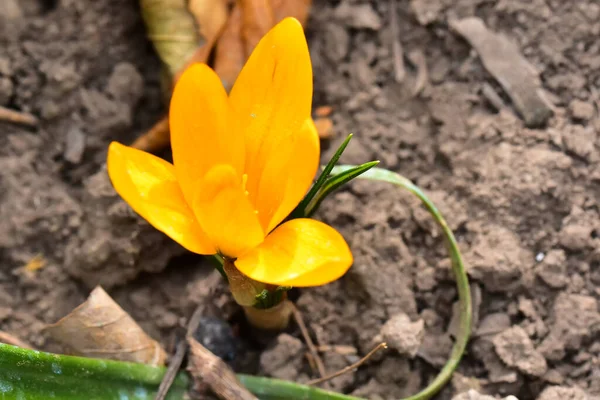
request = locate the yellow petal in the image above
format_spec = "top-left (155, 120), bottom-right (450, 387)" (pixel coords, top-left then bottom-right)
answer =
top-left (107, 142), bottom-right (215, 254)
top-left (265, 118), bottom-right (319, 233)
top-left (170, 63), bottom-right (245, 206)
top-left (193, 164), bottom-right (265, 258)
top-left (235, 218), bottom-right (353, 287)
top-left (228, 17), bottom-right (315, 231)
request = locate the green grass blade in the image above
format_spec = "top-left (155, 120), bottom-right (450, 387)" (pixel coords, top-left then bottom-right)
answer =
top-left (305, 161), bottom-right (380, 217)
top-left (237, 375), bottom-right (363, 400)
top-left (292, 134), bottom-right (354, 218)
top-left (329, 165), bottom-right (472, 400)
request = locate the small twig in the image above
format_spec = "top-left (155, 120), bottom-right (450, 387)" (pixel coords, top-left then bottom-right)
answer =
top-left (0, 105), bottom-right (38, 127)
top-left (389, 0), bottom-right (405, 82)
top-left (307, 342), bottom-right (388, 386)
top-left (292, 305), bottom-right (327, 378)
top-left (316, 345), bottom-right (358, 355)
top-left (155, 338), bottom-right (187, 400)
top-left (0, 331), bottom-right (34, 349)
top-left (154, 304), bottom-right (206, 400)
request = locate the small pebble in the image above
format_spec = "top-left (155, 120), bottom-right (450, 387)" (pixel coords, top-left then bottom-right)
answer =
top-left (569, 99), bottom-right (595, 122)
top-left (193, 317), bottom-right (237, 363)
top-left (63, 128), bottom-right (86, 164)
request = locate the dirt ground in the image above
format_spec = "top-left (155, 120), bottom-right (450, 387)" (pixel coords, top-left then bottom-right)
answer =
top-left (1, 0), bottom-right (599, 399)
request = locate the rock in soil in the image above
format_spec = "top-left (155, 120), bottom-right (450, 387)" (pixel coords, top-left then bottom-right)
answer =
top-left (493, 326), bottom-right (547, 377)
top-left (380, 313), bottom-right (424, 357)
top-left (259, 334), bottom-right (304, 381)
top-left (536, 386), bottom-right (589, 400)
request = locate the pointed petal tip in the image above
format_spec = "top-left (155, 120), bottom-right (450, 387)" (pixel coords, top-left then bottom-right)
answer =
top-left (278, 16), bottom-right (303, 30)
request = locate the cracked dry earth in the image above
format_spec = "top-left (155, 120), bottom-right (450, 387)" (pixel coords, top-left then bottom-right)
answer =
top-left (1, 0), bottom-right (600, 399)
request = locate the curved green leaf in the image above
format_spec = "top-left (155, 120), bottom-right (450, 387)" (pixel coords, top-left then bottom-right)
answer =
top-left (329, 165), bottom-right (472, 400)
top-left (305, 161), bottom-right (380, 217)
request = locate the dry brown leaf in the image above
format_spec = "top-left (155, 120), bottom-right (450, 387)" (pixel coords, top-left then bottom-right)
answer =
top-left (131, 115), bottom-right (170, 152)
top-left (270, 0), bottom-right (312, 25)
top-left (188, 336), bottom-right (258, 400)
top-left (214, 1), bottom-right (245, 92)
top-left (0, 331), bottom-right (34, 349)
top-left (240, 0), bottom-right (274, 56)
top-left (188, 0), bottom-right (229, 43)
top-left (136, 0), bottom-right (229, 151)
top-left (314, 105), bottom-right (333, 118)
top-left (314, 117), bottom-right (334, 139)
top-left (176, 0), bottom-right (230, 83)
top-left (46, 286), bottom-right (167, 366)
top-left (140, 0), bottom-right (201, 80)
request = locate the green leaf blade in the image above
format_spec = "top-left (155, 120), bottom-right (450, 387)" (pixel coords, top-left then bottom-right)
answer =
top-left (292, 134), bottom-right (354, 219)
top-left (305, 161), bottom-right (380, 217)
top-left (0, 343), bottom-right (188, 400)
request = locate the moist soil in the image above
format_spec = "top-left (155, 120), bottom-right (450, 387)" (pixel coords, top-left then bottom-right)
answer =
top-left (1, 0), bottom-right (600, 399)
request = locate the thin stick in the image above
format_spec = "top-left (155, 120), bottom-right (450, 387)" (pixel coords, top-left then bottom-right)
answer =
top-left (292, 305), bottom-right (327, 378)
top-left (0, 106), bottom-right (38, 127)
top-left (154, 339), bottom-right (187, 400)
top-left (389, 0), bottom-right (405, 82)
top-left (0, 331), bottom-right (34, 349)
top-left (154, 304), bottom-right (205, 400)
top-left (307, 343), bottom-right (388, 386)
top-left (316, 345), bottom-right (358, 355)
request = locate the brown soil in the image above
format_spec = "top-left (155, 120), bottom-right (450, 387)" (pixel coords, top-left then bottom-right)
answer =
top-left (1, 0), bottom-right (600, 399)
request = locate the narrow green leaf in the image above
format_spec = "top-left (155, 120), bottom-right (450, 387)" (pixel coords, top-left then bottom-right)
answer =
top-left (237, 375), bottom-right (363, 400)
top-left (305, 161), bottom-right (380, 217)
top-left (328, 166), bottom-right (473, 400)
top-left (291, 134), bottom-right (353, 218)
top-left (0, 343), bottom-right (188, 400)
top-left (212, 253), bottom-right (227, 280)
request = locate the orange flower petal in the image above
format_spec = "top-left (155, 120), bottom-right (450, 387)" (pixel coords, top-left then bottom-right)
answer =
top-left (170, 63), bottom-right (245, 206)
top-left (107, 142), bottom-right (215, 254)
top-left (235, 218), bottom-right (353, 287)
top-left (265, 118), bottom-right (319, 233)
top-left (228, 17), bottom-right (315, 232)
top-left (193, 164), bottom-right (265, 258)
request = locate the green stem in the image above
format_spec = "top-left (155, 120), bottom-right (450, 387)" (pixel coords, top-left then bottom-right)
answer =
top-left (237, 375), bottom-right (363, 400)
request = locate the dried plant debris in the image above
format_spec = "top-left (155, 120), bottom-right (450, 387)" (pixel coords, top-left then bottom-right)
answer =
top-left (188, 335), bottom-right (258, 400)
top-left (450, 17), bottom-right (553, 128)
top-left (46, 286), bottom-right (166, 366)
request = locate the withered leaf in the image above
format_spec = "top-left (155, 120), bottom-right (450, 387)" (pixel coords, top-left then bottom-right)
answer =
top-left (46, 286), bottom-right (167, 366)
top-left (140, 0), bottom-right (201, 80)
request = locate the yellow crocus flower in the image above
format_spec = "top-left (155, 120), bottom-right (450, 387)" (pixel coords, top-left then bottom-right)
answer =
top-left (107, 18), bottom-right (352, 287)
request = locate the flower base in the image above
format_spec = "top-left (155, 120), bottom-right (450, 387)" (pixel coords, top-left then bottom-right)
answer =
top-left (243, 300), bottom-right (294, 331)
